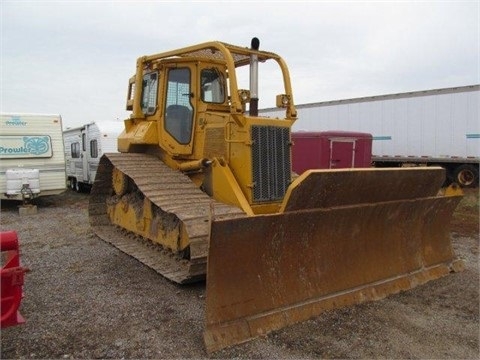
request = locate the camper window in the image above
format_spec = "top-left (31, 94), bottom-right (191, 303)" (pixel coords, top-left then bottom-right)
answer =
top-left (71, 142), bottom-right (80, 158)
top-left (90, 140), bottom-right (98, 158)
top-left (82, 133), bottom-right (86, 151)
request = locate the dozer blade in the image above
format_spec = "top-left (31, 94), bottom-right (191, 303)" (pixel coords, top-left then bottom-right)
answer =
top-left (204, 168), bottom-right (464, 353)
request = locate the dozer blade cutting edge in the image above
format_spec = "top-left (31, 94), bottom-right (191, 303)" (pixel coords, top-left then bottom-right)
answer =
top-left (204, 167), bottom-right (464, 353)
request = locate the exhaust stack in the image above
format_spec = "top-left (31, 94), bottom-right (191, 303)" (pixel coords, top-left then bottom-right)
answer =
top-left (249, 37), bottom-right (260, 117)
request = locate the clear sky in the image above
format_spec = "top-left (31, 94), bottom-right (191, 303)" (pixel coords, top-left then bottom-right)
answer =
top-left (1, 1), bottom-right (479, 129)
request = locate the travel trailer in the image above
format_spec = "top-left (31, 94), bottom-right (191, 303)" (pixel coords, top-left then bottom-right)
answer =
top-left (63, 121), bottom-right (124, 191)
top-left (0, 113), bottom-right (66, 202)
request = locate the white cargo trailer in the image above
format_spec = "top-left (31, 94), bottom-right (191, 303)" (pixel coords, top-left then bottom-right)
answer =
top-left (0, 113), bottom-right (67, 201)
top-left (260, 85), bottom-right (479, 187)
top-left (63, 121), bottom-right (124, 191)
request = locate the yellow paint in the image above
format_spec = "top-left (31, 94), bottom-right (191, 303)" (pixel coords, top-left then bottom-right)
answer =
top-left (111, 40), bottom-right (300, 248)
top-left (444, 183), bottom-right (464, 197)
top-left (107, 194), bottom-right (188, 252)
top-left (210, 159), bottom-right (254, 216)
top-left (118, 120), bottom-right (158, 151)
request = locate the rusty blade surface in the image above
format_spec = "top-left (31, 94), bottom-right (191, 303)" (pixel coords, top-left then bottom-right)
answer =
top-left (281, 167), bottom-right (446, 212)
top-left (204, 195), bottom-right (463, 353)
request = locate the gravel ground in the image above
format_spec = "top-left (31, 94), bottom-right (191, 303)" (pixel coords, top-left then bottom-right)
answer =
top-left (1, 189), bottom-right (478, 359)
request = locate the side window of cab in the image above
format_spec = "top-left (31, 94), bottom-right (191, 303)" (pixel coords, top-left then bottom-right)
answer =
top-left (201, 68), bottom-right (226, 104)
top-left (142, 72), bottom-right (158, 115)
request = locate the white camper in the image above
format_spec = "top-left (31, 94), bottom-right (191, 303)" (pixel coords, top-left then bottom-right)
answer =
top-left (63, 121), bottom-right (124, 191)
top-left (0, 113), bottom-right (67, 201)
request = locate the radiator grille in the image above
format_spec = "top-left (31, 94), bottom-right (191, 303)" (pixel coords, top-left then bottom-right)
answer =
top-left (251, 125), bottom-right (291, 202)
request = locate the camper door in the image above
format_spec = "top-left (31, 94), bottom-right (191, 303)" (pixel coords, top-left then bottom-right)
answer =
top-left (81, 129), bottom-right (89, 182)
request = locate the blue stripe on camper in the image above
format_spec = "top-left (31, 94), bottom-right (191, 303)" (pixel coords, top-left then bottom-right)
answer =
top-left (466, 133), bottom-right (480, 139)
top-left (372, 136), bottom-right (392, 141)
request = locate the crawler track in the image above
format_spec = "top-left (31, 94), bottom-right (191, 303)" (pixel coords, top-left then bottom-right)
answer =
top-left (88, 153), bottom-right (244, 284)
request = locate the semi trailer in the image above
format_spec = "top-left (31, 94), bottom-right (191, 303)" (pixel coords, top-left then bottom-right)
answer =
top-left (260, 85), bottom-right (479, 187)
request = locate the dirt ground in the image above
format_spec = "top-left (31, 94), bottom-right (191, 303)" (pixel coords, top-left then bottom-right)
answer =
top-left (1, 188), bottom-right (478, 359)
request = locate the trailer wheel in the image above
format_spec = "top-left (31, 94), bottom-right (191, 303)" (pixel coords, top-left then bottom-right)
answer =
top-left (453, 165), bottom-right (479, 188)
top-left (75, 181), bottom-right (83, 193)
top-left (70, 178), bottom-right (76, 191)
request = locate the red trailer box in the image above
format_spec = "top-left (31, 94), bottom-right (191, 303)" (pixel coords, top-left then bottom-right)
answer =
top-left (291, 131), bottom-right (373, 174)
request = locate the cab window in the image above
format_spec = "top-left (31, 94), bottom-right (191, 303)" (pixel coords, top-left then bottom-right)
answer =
top-left (142, 72), bottom-right (158, 115)
top-left (201, 68), bottom-right (225, 103)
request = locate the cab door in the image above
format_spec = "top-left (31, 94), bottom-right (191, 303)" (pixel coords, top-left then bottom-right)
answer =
top-left (160, 66), bottom-right (195, 155)
top-left (329, 139), bottom-right (356, 168)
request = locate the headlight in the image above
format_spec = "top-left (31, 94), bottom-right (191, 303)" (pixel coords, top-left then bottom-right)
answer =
top-left (276, 94), bottom-right (290, 107)
top-left (237, 89), bottom-right (251, 103)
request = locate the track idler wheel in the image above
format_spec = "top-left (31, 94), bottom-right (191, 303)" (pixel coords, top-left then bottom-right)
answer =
top-left (112, 167), bottom-right (129, 196)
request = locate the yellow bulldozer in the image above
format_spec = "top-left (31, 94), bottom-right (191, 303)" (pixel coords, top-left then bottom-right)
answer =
top-left (89, 38), bottom-right (464, 353)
